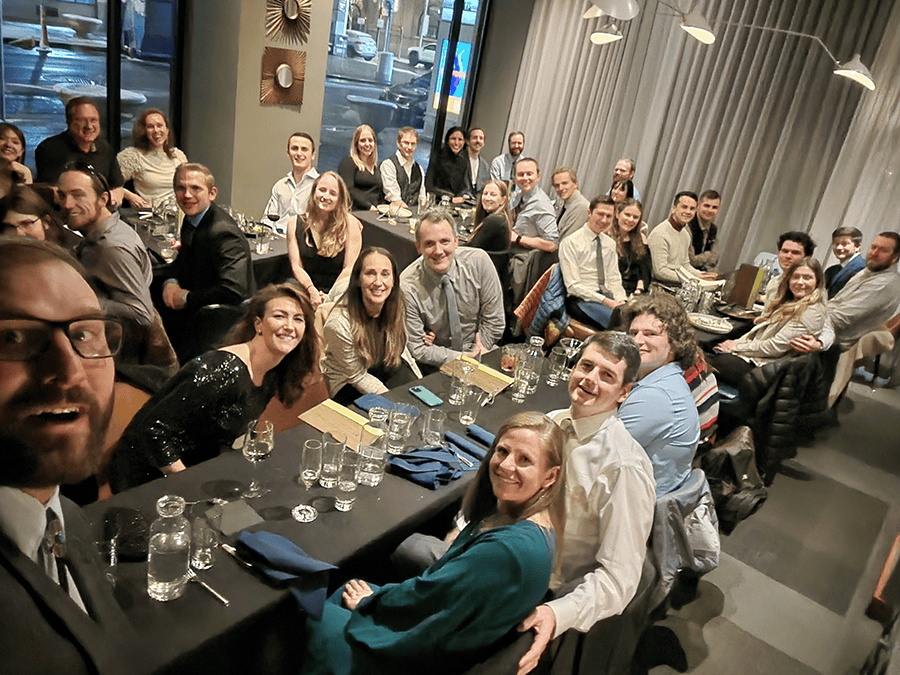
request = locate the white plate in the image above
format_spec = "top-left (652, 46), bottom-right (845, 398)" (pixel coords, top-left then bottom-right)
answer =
top-left (376, 204), bottom-right (412, 219)
top-left (688, 313), bottom-right (733, 334)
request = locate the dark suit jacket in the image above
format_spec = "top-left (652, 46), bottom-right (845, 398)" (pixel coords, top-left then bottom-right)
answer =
top-left (171, 202), bottom-right (256, 312)
top-left (0, 495), bottom-right (139, 675)
top-left (825, 254), bottom-right (866, 299)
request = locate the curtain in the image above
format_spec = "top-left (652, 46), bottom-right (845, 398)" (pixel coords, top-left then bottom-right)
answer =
top-left (505, 0), bottom-right (892, 271)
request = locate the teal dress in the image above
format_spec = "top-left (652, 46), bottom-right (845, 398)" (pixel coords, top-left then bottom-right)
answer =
top-left (302, 519), bottom-right (555, 675)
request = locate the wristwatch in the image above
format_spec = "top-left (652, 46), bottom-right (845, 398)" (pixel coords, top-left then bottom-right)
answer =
top-left (515, 234), bottom-right (522, 246)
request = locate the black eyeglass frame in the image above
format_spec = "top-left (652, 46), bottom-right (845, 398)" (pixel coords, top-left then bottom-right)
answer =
top-left (0, 315), bottom-right (124, 361)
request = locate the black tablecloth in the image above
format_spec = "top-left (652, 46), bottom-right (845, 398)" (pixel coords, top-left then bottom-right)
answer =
top-left (84, 350), bottom-right (570, 675)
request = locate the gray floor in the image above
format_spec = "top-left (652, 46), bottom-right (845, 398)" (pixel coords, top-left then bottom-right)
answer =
top-left (649, 377), bottom-right (900, 675)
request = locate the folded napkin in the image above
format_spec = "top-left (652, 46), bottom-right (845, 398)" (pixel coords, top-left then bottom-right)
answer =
top-left (353, 393), bottom-right (420, 418)
top-left (445, 431), bottom-right (488, 460)
top-left (467, 424), bottom-right (496, 448)
top-left (387, 446), bottom-right (476, 489)
top-left (236, 530), bottom-right (337, 619)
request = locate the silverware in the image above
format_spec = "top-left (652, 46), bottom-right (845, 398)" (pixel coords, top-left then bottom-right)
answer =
top-left (481, 392), bottom-right (495, 407)
top-left (187, 568), bottom-right (230, 606)
top-left (448, 447), bottom-right (475, 468)
top-left (221, 543), bottom-right (253, 569)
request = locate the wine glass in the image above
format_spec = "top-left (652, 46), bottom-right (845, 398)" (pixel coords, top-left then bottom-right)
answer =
top-left (242, 420), bottom-right (274, 498)
top-left (292, 439), bottom-right (322, 523)
top-left (265, 197), bottom-right (281, 228)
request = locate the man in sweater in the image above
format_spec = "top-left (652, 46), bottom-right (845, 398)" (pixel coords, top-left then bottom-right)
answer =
top-left (648, 191), bottom-right (718, 286)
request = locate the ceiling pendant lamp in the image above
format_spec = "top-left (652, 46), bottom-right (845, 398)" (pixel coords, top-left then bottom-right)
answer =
top-left (834, 53), bottom-right (876, 91)
top-left (590, 22), bottom-right (624, 45)
top-left (583, 0), bottom-right (640, 21)
top-left (680, 8), bottom-right (715, 44)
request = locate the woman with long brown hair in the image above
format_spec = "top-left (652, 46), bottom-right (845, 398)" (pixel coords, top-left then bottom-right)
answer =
top-left (338, 123), bottom-right (384, 211)
top-left (302, 411), bottom-right (566, 675)
top-left (467, 179), bottom-right (511, 253)
top-left (110, 283), bottom-right (317, 492)
top-left (286, 170), bottom-right (363, 307)
top-left (116, 108), bottom-right (188, 207)
top-left (611, 197), bottom-right (651, 296)
top-left (322, 246), bottom-right (420, 404)
top-left (0, 184), bottom-right (70, 245)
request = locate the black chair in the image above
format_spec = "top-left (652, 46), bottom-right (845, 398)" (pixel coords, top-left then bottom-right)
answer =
top-left (185, 299), bottom-right (251, 361)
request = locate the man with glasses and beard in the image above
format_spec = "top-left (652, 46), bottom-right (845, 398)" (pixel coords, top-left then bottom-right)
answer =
top-left (0, 238), bottom-right (138, 674)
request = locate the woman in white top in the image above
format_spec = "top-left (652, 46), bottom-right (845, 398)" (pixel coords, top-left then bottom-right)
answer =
top-left (322, 246), bottom-right (421, 405)
top-left (711, 257), bottom-right (828, 384)
top-left (117, 108), bottom-right (188, 208)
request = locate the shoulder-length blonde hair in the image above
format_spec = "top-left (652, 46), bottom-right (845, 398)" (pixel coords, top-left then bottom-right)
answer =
top-left (303, 171), bottom-right (352, 258)
top-left (349, 124), bottom-right (378, 172)
top-left (462, 412), bottom-right (566, 562)
top-left (759, 257), bottom-right (826, 328)
top-left (340, 246), bottom-right (407, 370)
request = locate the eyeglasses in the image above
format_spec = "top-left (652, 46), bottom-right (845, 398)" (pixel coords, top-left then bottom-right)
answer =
top-left (0, 317), bottom-right (123, 361)
top-left (2, 216), bottom-right (42, 234)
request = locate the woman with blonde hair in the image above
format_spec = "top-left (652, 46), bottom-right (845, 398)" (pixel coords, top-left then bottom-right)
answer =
top-left (302, 411), bottom-right (566, 675)
top-left (338, 124), bottom-right (384, 211)
top-left (467, 179), bottom-right (511, 253)
top-left (322, 247), bottom-right (421, 404)
top-left (286, 171), bottom-right (363, 307)
top-left (711, 256), bottom-right (828, 384)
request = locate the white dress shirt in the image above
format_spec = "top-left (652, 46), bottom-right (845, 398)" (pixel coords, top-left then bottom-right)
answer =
top-left (265, 168), bottom-right (319, 234)
top-left (380, 151), bottom-right (426, 205)
top-left (559, 225), bottom-right (626, 303)
top-left (545, 408), bottom-right (656, 637)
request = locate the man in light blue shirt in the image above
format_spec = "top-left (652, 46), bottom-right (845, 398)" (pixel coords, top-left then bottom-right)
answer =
top-left (618, 294), bottom-right (701, 496)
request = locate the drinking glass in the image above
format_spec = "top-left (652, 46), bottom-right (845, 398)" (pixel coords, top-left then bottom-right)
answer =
top-left (254, 227), bottom-right (272, 255)
top-left (335, 448), bottom-right (360, 511)
top-left (422, 409), bottom-right (446, 447)
top-left (242, 420), bottom-right (274, 498)
top-left (293, 439), bottom-right (322, 523)
top-left (511, 358), bottom-right (532, 403)
top-left (547, 346), bottom-right (569, 387)
top-left (448, 358), bottom-right (475, 405)
top-left (387, 410), bottom-right (414, 455)
top-left (501, 344), bottom-right (520, 373)
top-left (189, 500), bottom-right (222, 570)
top-left (319, 434), bottom-right (344, 488)
top-left (459, 388), bottom-right (485, 426)
top-left (357, 438), bottom-right (386, 487)
top-left (559, 337), bottom-right (582, 376)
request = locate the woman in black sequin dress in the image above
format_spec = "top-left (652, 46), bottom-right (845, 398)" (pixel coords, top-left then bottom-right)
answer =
top-left (109, 283), bottom-right (317, 492)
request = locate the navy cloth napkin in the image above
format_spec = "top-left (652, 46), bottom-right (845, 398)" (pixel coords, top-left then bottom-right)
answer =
top-left (236, 530), bottom-right (337, 619)
top-left (353, 393), bottom-right (420, 418)
top-left (387, 446), bottom-right (477, 489)
top-left (445, 431), bottom-right (488, 460)
top-left (467, 424), bottom-right (496, 448)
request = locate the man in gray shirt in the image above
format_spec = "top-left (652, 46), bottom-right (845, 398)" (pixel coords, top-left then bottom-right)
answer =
top-left (552, 166), bottom-right (590, 241)
top-left (400, 207), bottom-right (505, 368)
top-left (58, 166), bottom-right (154, 332)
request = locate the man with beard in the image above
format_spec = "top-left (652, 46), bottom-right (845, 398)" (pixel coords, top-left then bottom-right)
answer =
top-left (464, 127), bottom-right (490, 198)
top-left (0, 238), bottom-right (137, 674)
top-left (490, 130), bottom-right (525, 183)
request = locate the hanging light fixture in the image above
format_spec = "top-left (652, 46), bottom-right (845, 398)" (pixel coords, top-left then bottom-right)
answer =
top-left (834, 53), bottom-right (876, 91)
top-left (582, 0), bottom-right (640, 21)
top-left (680, 8), bottom-right (715, 44)
top-left (590, 22), bottom-right (624, 45)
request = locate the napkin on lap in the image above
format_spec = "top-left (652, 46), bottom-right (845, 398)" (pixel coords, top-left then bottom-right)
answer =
top-left (236, 530), bottom-right (337, 619)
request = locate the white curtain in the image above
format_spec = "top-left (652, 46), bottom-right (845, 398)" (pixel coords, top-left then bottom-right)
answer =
top-left (505, 0), bottom-right (892, 271)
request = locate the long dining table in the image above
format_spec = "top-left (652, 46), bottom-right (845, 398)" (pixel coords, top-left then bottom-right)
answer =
top-left (84, 351), bottom-right (570, 675)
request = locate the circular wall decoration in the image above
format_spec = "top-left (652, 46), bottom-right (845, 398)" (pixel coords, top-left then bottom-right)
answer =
top-left (260, 47), bottom-right (306, 106)
top-left (266, 0), bottom-right (311, 45)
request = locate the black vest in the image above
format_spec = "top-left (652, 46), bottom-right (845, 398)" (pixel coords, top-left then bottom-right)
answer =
top-left (389, 155), bottom-right (423, 206)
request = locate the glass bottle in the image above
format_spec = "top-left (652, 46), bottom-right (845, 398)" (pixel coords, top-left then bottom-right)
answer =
top-left (524, 336), bottom-right (544, 394)
top-left (147, 495), bottom-right (191, 602)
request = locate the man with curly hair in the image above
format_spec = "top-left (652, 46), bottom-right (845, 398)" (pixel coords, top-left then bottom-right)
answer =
top-left (618, 294), bottom-right (701, 496)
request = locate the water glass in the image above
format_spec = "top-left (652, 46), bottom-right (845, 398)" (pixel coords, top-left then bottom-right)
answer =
top-left (511, 359), bottom-right (532, 403)
top-left (335, 448), bottom-right (360, 511)
top-left (254, 228), bottom-right (272, 255)
top-left (241, 420), bottom-right (274, 498)
top-left (358, 443), bottom-right (386, 487)
top-left (422, 409), bottom-right (446, 446)
top-left (547, 346), bottom-right (569, 387)
top-left (501, 344), bottom-right (520, 373)
top-left (293, 439), bottom-right (322, 523)
top-left (459, 388), bottom-right (485, 426)
top-left (448, 358), bottom-right (475, 405)
top-left (368, 407), bottom-right (390, 426)
top-left (319, 434), bottom-right (344, 488)
top-left (189, 500), bottom-right (222, 570)
top-left (387, 410), bottom-right (414, 455)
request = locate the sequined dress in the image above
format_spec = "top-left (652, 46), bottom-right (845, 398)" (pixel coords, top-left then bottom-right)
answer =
top-left (110, 350), bottom-right (277, 493)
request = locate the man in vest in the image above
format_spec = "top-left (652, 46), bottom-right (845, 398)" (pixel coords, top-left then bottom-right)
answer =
top-left (381, 126), bottom-right (426, 210)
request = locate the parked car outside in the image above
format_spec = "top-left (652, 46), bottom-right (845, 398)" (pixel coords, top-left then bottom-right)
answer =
top-left (380, 69), bottom-right (432, 129)
top-left (407, 42), bottom-right (436, 67)
top-left (346, 30), bottom-right (377, 61)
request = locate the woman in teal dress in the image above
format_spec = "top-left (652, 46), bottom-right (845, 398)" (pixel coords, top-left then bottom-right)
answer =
top-left (302, 411), bottom-right (567, 675)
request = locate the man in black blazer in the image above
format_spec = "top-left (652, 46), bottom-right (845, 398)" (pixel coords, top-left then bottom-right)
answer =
top-left (0, 238), bottom-right (139, 674)
top-left (824, 226), bottom-right (865, 298)
top-left (163, 162), bottom-right (256, 359)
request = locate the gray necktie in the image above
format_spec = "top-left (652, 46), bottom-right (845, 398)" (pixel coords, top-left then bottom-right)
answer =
top-left (596, 235), bottom-right (610, 296)
top-left (39, 508), bottom-right (69, 593)
top-left (442, 275), bottom-right (463, 351)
